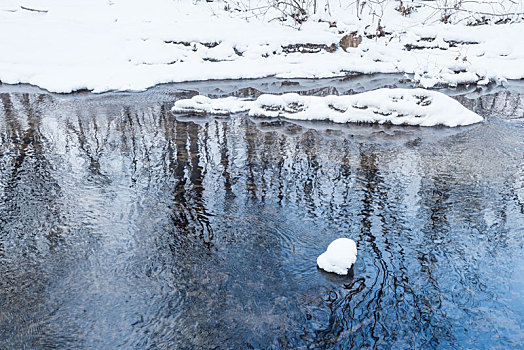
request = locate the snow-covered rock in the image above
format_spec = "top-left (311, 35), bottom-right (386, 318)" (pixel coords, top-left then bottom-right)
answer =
top-left (172, 88), bottom-right (483, 127)
top-left (317, 238), bottom-right (357, 275)
top-left (172, 95), bottom-right (250, 116)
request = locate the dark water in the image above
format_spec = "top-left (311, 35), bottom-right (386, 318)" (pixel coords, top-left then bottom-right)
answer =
top-left (0, 77), bottom-right (523, 349)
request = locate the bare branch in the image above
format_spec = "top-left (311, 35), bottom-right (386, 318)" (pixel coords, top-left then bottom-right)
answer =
top-left (20, 6), bottom-right (48, 13)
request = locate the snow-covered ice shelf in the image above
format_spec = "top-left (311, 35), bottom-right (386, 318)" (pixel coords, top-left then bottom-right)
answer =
top-left (172, 88), bottom-right (484, 127)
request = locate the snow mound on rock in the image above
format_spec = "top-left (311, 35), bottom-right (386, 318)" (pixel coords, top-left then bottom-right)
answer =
top-left (173, 95), bottom-right (251, 116)
top-left (172, 88), bottom-right (483, 127)
top-left (317, 238), bottom-right (357, 275)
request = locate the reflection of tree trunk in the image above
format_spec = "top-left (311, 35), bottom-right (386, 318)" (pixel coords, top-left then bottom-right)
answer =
top-left (0, 94), bottom-right (24, 192)
top-left (339, 149), bottom-right (353, 223)
top-left (67, 115), bottom-right (107, 181)
top-left (276, 136), bottom-right (286, 205)
top-left (188, 121), bottom-right (213, 245)
top-left (169, 120), bottom-right (213, 246)
top-left (428, 175), bottom-right (451, 232)
top-left (161, 104), bottom-right (176, 176)
top-left (219, 122), bottom-right (233, 199)
top-left (302, 134), bottom-right (320, 215)
top-left (172, 120), bottom-right (189, 228)
top-left (259, 133), bottom-right (271, 202)
top-left (122, 106), bottom-right (138, 182)
top-left (10, 94), bottom-right (39, 187)
top-left (245, 119), bottom-right (258, 200)
top-left (356, 147), bottom-right (387, 345)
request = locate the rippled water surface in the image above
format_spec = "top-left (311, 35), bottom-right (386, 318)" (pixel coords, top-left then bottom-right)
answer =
top-left (0, 77), bottom-right (523, 349)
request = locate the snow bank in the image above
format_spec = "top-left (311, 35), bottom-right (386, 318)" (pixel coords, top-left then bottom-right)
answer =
top-left (172, 88), bottom-right (483, 127)
top-left (317, 238), bottom-right (357, 275)
top-left (0, 0), bottom-right (523, 93)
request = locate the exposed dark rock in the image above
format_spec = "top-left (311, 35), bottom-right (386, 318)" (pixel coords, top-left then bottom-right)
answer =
top-left (339, 33), bottom-right (362, 51)
top-left (233, 47), bottom-right (243, 56)
top-left (230, 87), bottom-right (263, 98)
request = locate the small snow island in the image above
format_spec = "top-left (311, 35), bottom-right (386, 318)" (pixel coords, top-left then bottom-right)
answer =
top-left (172, 88), bottom-right (483, 127)
top-left (317, 238), bottom-right (358, 275)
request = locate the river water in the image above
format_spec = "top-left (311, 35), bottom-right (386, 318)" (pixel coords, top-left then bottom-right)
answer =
top-left (0, 76), bottom-right (523, 349)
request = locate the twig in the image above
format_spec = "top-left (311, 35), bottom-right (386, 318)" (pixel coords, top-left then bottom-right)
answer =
top-left (20, 6), bottom-right (48, 13)
top-left (420, 4), bottom-right (523, 17)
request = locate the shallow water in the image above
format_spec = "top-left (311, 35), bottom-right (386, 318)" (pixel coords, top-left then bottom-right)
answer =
top-left (0, 77), bottom-right (523, 349)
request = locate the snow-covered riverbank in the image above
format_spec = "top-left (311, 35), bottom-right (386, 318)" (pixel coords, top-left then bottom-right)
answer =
top-left (1, 0), bottom-right (523, 93)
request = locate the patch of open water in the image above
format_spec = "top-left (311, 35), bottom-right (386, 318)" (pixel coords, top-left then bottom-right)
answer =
top-left (0, 76), bottom-right (523, 348)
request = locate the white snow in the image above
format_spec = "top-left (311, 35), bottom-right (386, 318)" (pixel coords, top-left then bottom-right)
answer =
top-left (0, 0), bottom-right (523, 93)
top-left (317, 238), bottom-right (358, 275)
top-left (173, 95), bottom-right (251, 116)
top-left (172, 88), bottom-right (484, 127)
